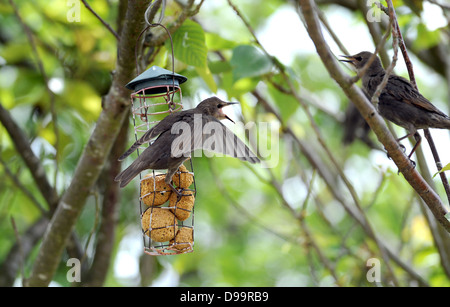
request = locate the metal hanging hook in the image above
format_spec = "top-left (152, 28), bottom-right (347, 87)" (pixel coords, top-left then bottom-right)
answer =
top-left (136, 0), bottom-right (176, 109)
top-left (145, 0), bottom-right (166, 26)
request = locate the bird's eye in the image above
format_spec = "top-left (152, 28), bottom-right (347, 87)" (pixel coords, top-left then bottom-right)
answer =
top-left (217, 104), bottom-right (223, 108)
top-left (355, 56), bottom-right (362, 61)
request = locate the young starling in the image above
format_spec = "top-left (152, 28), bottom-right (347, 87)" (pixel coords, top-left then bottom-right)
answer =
top-left (340, 51), bottom-right (450, 159)
top-left (115, 97), bottom-right (260, 190)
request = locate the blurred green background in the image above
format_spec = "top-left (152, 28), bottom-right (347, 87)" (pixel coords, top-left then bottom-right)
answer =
top-left (0, 0), bottom-right (449, 286)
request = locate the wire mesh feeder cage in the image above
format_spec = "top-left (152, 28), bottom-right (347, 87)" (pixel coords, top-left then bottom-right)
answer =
top-left (125, 66), bottom-right (196, 255)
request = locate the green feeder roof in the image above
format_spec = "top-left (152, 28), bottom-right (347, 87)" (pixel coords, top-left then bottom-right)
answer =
top-left (125, 66), bottom-right (188, 94)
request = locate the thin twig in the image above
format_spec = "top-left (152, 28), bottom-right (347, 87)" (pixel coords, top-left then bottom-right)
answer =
top-left (0, 103), bottom-right (59, 210)
top-left (298, 0), bottom-right (449, 284)
top-left (424, 129), bottom-right (450, 203)
top-left (0, 156), bottom-right (48, 215)
top-left (256, 87), bottom-right (428, 284)
top-left (299, 170), bottom-right (316, 220)
top-left (9, 0), bottom-right (60, 189)
top-left (350, 18), bottom-right (393, 85)
top-left (259, 158), bottom-right (342, 285)
top-left (303, 0), bottom-right (450, 232)
top-left (358, 0), bottom-right (390, 67)
top-left (316, 4), bottom-right (378, 84)
top-left (208, 159), bottom-right (298, 244)
top-left (227, 0), bottom-right (276, 65)
top-left (230, 0), bottom-right (366, 218)
top-left (286, 76), bottom-right (368, 210)
top-left (371, 1), bottom-right (399, 107)
top-left (397, 11), bottom-right (450, 205)
top-left (380, 0), bottom-right (450, 207)
top-left (316, 0), bottom-right (387, 84)
top-left (315, 7), bottom-right (349, 56)
top-left (26, 0), bottom-right (205, 286)
top-left (80, 190), bottom-right (101, 266)
top-left (146, 0), bottom-right (205, 47)
top-left (81, 0), bottom-right (120, 40)
top-left (10, 217), bottom-right (26, 286)
top-left (301, 220), bottom-right (341, 285)
top-left (0, 217), bottom-right (50, 286)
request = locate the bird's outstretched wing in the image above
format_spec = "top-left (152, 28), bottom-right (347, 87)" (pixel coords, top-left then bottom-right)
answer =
top-left (118, 112), bottom-right (182, 161)
top-left (170, 115), bottom-right (260, 163)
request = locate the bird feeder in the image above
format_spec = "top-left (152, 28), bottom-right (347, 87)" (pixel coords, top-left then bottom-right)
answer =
top-left (125, 66), bottom-right (196, 255)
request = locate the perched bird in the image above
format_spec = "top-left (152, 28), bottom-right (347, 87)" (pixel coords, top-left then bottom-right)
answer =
top-left (340, 51), bottom-right (450, 160)
top-left (115, 97), bottom-right (260, 190)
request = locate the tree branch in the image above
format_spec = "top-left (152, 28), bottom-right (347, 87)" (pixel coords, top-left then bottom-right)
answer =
top-left (25, 0), bottom-right (151, 287)
top-left (81, 119), bottom-right (129, 287)
top-left (321, 0), bottom-right (450, 277)
top-left (0, 157), bottom-right (47, 215)
top-left (208, 159), bottom-right (298, 244)
top-left (375, 0), bottom-right (450, 216)
top-left (146, 0), bottom-right (205, 47)
top-left (356, 0), bottom-right (390, 67)
top-left (298, 0), bottom-right (450, 232)
top-left (321, 0), bottom-right (450, 79)
top-left (81, 0), bottom-right (120, 40)
top-left (9, 0), bottom-right (60, 188)
top-left (0, 217), bottom-right (49, 286)
top-left (370, 1), bottom-right (398, 107)
top-left (0, 103), bottom-right (59, 210)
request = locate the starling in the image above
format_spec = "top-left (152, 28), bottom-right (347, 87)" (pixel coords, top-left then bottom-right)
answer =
top-left (115, 97), bottom-right (260, 190)
top-left (340, 51), bottom-right (450, 160)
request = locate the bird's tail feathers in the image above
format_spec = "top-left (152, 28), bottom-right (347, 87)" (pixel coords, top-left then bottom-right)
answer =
top-left (429, 115), bottom-right (450, 130)
top-left (115, 160), bottom-right (142, 188)
top-left (247, 156), bottom-right (261, 164)
top-left (443, 117), bottom-right (450, 130)
top-left (118, 141), bottom-right (142, 161)
top-left (238, 154), bottom-right (260, 164)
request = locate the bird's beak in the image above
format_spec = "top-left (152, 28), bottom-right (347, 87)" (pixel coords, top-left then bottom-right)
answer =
top-left (220, 102), bottom-right (239, 124)
top-left (225, 115), bottom-right (235, 123)
top-left (339, 55), bottom-right (356, 65)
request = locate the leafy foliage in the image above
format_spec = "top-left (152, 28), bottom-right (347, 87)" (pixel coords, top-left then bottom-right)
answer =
top-left (0, 0), bottom-right (449, 287)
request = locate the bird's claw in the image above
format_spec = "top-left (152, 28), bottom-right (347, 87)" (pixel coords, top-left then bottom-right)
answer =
top-left (168, 182), bottom-right (183, 197)
top-left (386, 152), bottom-right (392, 160)
top-left (386, 143), bottom-right (406, 160)
top-left (396, 158), bottom-right (416, 175)
top-left (169, 183), bottom-right (190, 198)
top-left (384, 143), bottom-right (416, 174)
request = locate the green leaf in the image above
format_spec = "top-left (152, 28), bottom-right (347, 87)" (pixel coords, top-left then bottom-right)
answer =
top-left (170, 19), bottom-right (208, 68)
top-left (195, 66), bottom-right (217, 93)
top-left (205, 32), bottom-right (238, 50)
top-left (267, 82), bottom-right (299, 123)
top-left (209, 60), bottom-right (232, 74)
top-left (433, 163), bottom-right (450, 178)
top-left (230, 45), bottom-right (273, 82)
top-left (221, 71), bottom-right (259, 98)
